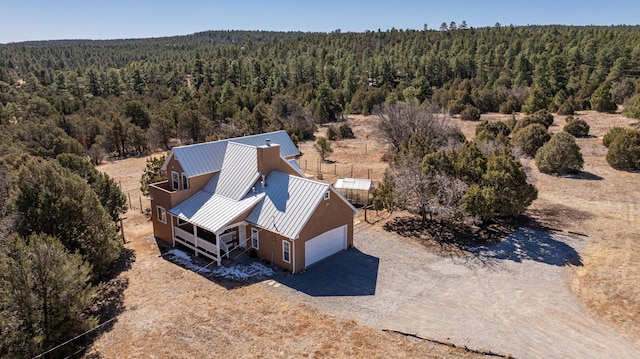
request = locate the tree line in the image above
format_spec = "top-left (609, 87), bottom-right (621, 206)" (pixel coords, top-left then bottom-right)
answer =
top-left (1, 26), bottom-right (640, 164)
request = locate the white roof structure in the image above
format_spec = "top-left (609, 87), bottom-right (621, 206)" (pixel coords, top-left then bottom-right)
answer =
top-left (162, 130), bottom-right (300, 178)
top-left (215, 143), bottom-right (259, 200)
top-left (335, 178), bottom-right (372, 191)
top-left (169, 186), bottom-right (265, 235)
top-left (246, 171), bottom-right (330, 239)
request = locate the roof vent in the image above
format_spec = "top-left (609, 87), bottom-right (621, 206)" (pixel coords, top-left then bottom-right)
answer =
top-left (266, 139), bottom-right (271, 147)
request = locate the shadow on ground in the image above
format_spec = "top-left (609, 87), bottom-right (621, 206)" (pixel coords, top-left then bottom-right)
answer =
top-left (566, 171), bottom-right (604, 180)
top-left (470, 226), bottom-right (583, 266)
top-left (80, 247), bottom-right (136, 358)
top-left (275, 248), bottom-right (379, 297)
top-left (160, 243), bottom-right (264, 290)
top-left (384, 215), bottom-right (582, 267)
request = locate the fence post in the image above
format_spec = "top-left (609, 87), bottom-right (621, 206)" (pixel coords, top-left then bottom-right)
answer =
top-left (120, 217), bottom-right (125, 243)
top-left (139, 196), bottom-right (143, 214)
top-left (334, 163), bottom-right (337, 175)
top-left (368, 169), bottom-right (370, 179)
top-left (128, 193), bottom-right (132, 211)
top-left (351, 165), bottom-right (353, 177)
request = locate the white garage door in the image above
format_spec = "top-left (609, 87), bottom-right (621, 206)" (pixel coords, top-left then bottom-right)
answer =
top-left (305, 225), bottom-right (347, 268)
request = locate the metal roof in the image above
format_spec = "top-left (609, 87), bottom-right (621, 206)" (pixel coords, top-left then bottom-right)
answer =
top-left (215, 142), bottom-right (259, 200)
top-left (246, 171), bottom-right (329, 240)
top-left (163, 130), bottom-right (300, 178)
top-left (169, 190), bottom-right (265, 235)
top-left (335, 178), bottom-right (372, 191)
top-left (287, 158), bottom-right (304, 175)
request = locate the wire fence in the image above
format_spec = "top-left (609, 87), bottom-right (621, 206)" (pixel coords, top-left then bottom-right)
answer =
top-left (300, 158), bottom-right (383, 182)
top-left (125, 192), bottom-right (151, 214)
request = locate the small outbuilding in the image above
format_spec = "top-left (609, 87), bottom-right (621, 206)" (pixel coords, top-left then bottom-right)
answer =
top-left (334, 178), bottom-right (372, 207)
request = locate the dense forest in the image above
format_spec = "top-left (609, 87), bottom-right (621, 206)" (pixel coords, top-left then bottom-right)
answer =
top-left (1, 26), bottom-right (640, 357)
top-left (1, 26), bottom-right (640, 160)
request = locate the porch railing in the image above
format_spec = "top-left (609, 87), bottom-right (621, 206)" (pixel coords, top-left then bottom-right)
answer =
top-left (173, 226), bottom-right (231, 262)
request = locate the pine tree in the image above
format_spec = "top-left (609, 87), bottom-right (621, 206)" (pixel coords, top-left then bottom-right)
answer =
top-left (0, 234), bottom-right (96, 358)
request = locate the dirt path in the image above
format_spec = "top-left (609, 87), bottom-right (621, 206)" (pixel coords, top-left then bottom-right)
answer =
top-left (261, 224), bottom-right (640, 359)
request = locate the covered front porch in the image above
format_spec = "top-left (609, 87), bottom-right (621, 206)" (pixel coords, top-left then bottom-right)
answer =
top-left (172, 218), bottom-right (248, 266)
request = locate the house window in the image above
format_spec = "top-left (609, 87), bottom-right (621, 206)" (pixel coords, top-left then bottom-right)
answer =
top-left (251, 228), bottom-right (259, 249)
top-left (282, 240), bottom-right (290, 263)
top-left (157, 206), bottom-right (167, 224)
top-left (171, 171), bottom-right (179, 190)
top-left (324, 191), bottom-right (330, 200)
top-left (182, 172), bottom-right (189, 190)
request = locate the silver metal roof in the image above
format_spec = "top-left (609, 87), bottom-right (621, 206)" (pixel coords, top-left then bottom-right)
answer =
top-left (169, 190), bottom-right (265, 234)
top-left (163, 130), bottom-right (300, 178)
top-left (335, 178), bottom-right (372, 191)
top-left (287, 158), bottom-right (304, 175)
top-left (246, 171), bottom-right (329, 240)
top-left (215, 142), bottom-right (259, 200)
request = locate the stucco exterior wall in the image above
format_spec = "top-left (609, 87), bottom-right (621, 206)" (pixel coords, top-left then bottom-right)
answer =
top-left (295, 188), bottom-right (354, 269)
top-left (150, 155), bottom-right (214, 245)
top-left (246, 225), bottom-right (294, 272)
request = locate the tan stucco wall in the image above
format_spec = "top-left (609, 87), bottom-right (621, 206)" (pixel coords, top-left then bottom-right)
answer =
top-left (296, 188), bottom-right (355, 269)
top-left (246, 225), bottom-right (294, 272)
top-left (150, 154), bottom-right (215, 245)
top-left (256, 144), bottom-right (303, 178)
top-left (149, 182), bottom-right (174, 245)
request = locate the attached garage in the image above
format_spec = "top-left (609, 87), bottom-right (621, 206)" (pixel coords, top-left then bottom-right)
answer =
top-left (305, 225), bottom-right (347, 268)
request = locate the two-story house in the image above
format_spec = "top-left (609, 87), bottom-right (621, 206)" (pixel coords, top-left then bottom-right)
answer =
top-left (149, 130), bottom-right (357, 273)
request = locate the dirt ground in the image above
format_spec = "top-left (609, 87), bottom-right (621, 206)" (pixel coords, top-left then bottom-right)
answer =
top-left (88, 110), bottom-right (640, 358)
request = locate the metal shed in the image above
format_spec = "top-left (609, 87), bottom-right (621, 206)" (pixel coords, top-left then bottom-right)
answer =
top-left (334, 178), bottom-right (372, 207)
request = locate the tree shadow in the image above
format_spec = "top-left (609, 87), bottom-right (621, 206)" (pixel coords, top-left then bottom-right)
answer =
top-left (79, 247), bottom-right (135, 356)
top-left (91, 247), bottom-right (135, 323)
top-left (469, 225), bottom-right (583, 267)
top-left (383, 215), bottom-right (582, 267)
top-left (383, 215), bottom-right (519, 250)
top-left (274, 248), bottom-right (379, 296)
top-left (565, 171), bottom-right (603, 180)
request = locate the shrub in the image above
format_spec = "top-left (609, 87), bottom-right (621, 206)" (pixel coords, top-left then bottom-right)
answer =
top-left (535, 132), bottom-right (584, 175)
top-left (475, 120), bottom-right (510, 137)
top-left (623, 95), bottom-right (640, 119)
top-left (499, 95), bottom-right (521, 114)
top-left (511, 123), bottom-right (551, 157)
top-left (512, 110), bottom-right (554, 132)
top-left (459, 104), bottom-right (481, 121)
top-left (557, 96), bottom-right (579, 115)
top-left (326, 126), bottom-right (338, 140)
top-left (606, 129), bottom-right (640, 171)
top-left (563, 118), bottom-right (590, 138)
top-left (529, 109), bottom-right (554, 128)
top-left (603, 127), bottom-right (628, 148)
top-left (339, 123), bottom-right (355, 139)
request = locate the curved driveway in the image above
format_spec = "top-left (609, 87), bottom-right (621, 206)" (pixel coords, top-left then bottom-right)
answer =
top-left (262, 224), bottom-right (640, 358)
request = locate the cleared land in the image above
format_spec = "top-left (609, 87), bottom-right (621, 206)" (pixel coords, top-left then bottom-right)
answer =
top-left (88, 110), bottom-right (640, 358)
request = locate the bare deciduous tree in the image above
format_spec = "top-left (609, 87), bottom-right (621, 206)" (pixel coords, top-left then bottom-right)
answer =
top-left (374, 100), bottom-right (463, 153)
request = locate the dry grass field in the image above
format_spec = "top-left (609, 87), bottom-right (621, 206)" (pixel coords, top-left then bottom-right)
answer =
top-left (88, 110), bottom-right (639, 357)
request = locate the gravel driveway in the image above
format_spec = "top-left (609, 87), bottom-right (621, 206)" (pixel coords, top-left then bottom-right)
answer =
top-left (260, 224), bottom-right (640, 358)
